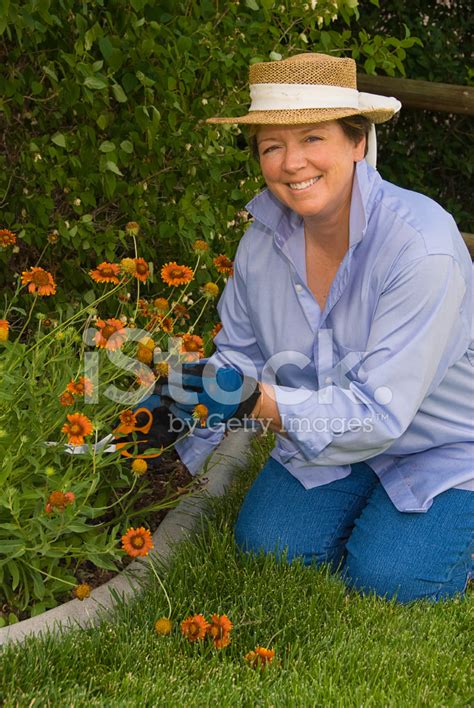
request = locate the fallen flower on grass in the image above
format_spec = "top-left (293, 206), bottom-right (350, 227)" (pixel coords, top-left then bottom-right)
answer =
top-left (181, 614), bottom-right (209, 642)
top-left (244, 647), bottom-right (275, 669)
top-left (155, 617), bottom-right (173, 636)
top-left (121, 527), bottom-right (154, 557)
top-left (74, 583), bottom-right (92, 601)
top-left (208, 613), bottom-right (233, 649)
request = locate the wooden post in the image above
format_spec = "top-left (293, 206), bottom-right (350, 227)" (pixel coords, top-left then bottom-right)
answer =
top-left (357, 74), bottom-right (474, 116)
top-left (461, 233), bottom-right (474, 259)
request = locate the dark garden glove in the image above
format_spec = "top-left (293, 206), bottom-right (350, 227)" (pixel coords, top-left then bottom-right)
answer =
top-left (114, 394), bottom-right (180, 460)
top-left (158, 361), bottom-right (261, 428)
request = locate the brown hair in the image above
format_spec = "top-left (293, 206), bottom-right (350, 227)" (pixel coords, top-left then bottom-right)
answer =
top-left (247, 115), bottom-right (371, 159)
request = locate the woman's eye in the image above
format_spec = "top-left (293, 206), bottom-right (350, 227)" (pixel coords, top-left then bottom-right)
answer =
top-left (261, 145), bottom-right (279, 155)
top-left (305, 135), bottom-right (321, 143)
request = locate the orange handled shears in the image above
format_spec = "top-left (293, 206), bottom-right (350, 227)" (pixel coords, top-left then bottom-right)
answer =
top-left (115, 408), bottom-right (163, 459)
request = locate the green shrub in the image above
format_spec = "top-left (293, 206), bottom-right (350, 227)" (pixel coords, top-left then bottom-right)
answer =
top-left (1, 0), bottom-right (417, 306)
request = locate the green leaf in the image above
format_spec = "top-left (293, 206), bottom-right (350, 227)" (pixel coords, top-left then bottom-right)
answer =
top-left (84, 76), bottom-right (108, 90)
top-left (106, 160), bottom-right (123, 176)
top-left (120, 140), bottom-right (134, 154)
top-left (245, 0), bottom-right (259, 9)
top-left (51, 133), bottom-right (66, 148)
top-left (112, 83), bottom-right (127, 103)
top-left (99, 36), bottom-right (113, 60)
top-left (99, 140), bottom-right (116, 153)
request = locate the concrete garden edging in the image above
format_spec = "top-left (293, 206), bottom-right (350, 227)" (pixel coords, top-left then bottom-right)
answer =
top-left (0, 429), bottom-right (255, 647)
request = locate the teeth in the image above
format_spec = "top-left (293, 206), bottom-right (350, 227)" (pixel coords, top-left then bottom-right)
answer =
top-left (289, 176), bottom-right (320, 191)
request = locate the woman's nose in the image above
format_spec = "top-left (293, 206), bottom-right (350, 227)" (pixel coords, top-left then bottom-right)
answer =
top-left (282, 145), bottom-right (307, 173)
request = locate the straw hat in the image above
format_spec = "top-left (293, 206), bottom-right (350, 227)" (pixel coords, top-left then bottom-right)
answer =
top-left (207, 53), bottom-right (401, 126)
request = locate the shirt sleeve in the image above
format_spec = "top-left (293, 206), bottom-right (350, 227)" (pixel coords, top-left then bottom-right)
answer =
top-left (274, 253), bottom-right (469, 464)
top-left (176, 233), bottom-right (265, 470)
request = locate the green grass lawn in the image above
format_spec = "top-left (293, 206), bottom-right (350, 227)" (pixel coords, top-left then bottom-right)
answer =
top-left (1, 435), bottom-right (472, 707)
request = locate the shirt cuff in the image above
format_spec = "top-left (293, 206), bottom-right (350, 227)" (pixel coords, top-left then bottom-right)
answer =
top-left (174, 425), bottom-right (226, 475)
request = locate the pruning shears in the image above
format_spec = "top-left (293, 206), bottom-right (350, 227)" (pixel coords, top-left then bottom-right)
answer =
top-left (114, 407), bottom-right (163, 459)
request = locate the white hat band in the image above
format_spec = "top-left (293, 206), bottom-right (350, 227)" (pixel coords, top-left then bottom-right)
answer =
top-left (249, 83), bottom-right (401, 114)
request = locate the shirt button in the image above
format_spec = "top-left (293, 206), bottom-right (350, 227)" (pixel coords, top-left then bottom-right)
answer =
top-left (295, 283), bottom-right (303, 293)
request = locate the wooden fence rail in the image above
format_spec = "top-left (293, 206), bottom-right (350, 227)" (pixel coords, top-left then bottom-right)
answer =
top-left (357, 74), bottom-right (474, 116)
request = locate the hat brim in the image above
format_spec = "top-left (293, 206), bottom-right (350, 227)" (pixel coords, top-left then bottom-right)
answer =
top-left (206, 106), bottom-right (396, 126)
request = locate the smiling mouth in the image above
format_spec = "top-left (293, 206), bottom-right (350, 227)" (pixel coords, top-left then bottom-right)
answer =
top-left (288, 176), bottom-right (322, 191)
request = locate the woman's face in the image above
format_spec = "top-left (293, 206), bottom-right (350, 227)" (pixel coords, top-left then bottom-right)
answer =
top-left (256, 121), bottom-right (365, 225)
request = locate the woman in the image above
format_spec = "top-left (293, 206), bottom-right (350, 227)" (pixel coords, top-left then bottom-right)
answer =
top-left (156, 53), bottom-right (474, 603)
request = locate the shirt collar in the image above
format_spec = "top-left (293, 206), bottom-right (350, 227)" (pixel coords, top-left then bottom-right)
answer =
top-left (245, 159), bottom-right (382, 248)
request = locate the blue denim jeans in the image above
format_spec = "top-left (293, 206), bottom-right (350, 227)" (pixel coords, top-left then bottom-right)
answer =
top-left (234, 458), bottom-right (474, 603)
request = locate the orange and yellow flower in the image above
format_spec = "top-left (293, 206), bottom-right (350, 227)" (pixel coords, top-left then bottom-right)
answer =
top-left (211, 322), bottom-right (223, 339)
top-left (193, 404), bottom-right (208, 428)
top-left (94, 318), bottom-right (127, 351)
top-left (90, 262), bottom-right (121, 284)
top-left (45, 490), bottom-right (76, 513)
top-left (121, 527), bottom-right (154, 557)
top-left (180, 333), bottom-right (204, 357)
top-left (172, 303), bottom-right (190, 321)
top-left (155, 617), bottom-right (173, 635)
top-left (74, 583), bottom-right (91, 601)
top-left (213, 255), bottom-right (233, 276)
top-left (66, 376), bottom-right (94, 398)
top-left (59, 391), bottom-right (75, 406)
top-left (131, 458), bottom-right (148, 476)
top-left (244, 647), bottom-right (275, 669)
top-left (153, 297), bottom-right (169, 314)
top-left (21, 267), bottom-right (57, 296)
top-left (202, 282), bottom-right (219, 299)
top-left (137, 345), bottom-right (153, 365)
top-left (130, 257), bottom-right (150, 282)
top-left (61, 412), bottom-right (93, 446)
top-left (0, 320), bottom-right (9, 343)
top-left (116, 410), bottom-right (138, 435)
top-left (136, 367), bottom-right (156, 388)
top-left (181, 614), bottom-right (210, 642)
top-left (193, 239), bottom-right (209, 254)
top-left (208, 614), bottom-right (233, 649)
top-left (0, 229), bottom-right (16, 248)
top-left (161, 262), bottom-right (194, 287)
top-left (155, 361), bottom-right (169, 379)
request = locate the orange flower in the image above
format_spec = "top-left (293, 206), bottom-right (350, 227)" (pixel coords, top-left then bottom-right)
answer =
top-left (202, 282), bottom-right (219, 299)
top-left (172, 303), bottom-right (190, 321)
top-left (21, 267), bottom-right (57, 296)
top-left (46, 490), bottom-right (76, 512)
top-left (193, 239), bottom-right (209, 254)
top-left (66, 376), bottom-right (94, 398)
top-left (94, 318), bottom-right (127, 351)
top-left (155, 617), bottom-right (173, 635)
top-left (130, 257), bottom-right (150, 282)
top-left (121, 527), bottom-right (154, 557)
top-left (155, 361), bottom-right (169, 379)
top-left (213, 255), bottom-right (233, 276)
top-left (210, 322), bottom-right (223, 339)
top-left (153, 297), bottom-right (169, 314)
top-left (47, 230), bottom-right (59, 244)
top-left (180, 333), bottom-right (204, 357)
top-left (193, 404), bottom-right (208, 427)
top-left (0, 320), bottom-right (9, 343)
top-left (116, 410), bottom-right (138, 435)
top-left (59, 391), bottom-right (75, 406)
top-left (131, 459), bottom-right (148, 476)
top-left (181, 614), bottom-right (210, 642)
top-left (90, 262), bottom-right (121, 284)
top-left (61, 412), bottom-right (93, 446)
top-left (136, 367), bottom-right (156, 388)
top-left (138, 298), bottom-right (150, 316)
top-left (147, 315), bottom-right (173, 334)
top-left (137, 345), bottom-right (153, 365)
top-left (0, 229), bottom-right (16, 248)
top-left (74, 583), bottom-right (91, 601)
top-left (161, 262), bottom-right (194, 287)
top-left (245, 647), bottom-right (275, 669)
top-left (208, 614), bottom-right (233, 649)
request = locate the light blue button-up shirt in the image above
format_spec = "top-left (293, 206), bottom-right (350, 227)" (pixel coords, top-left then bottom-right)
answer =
top-left (176, 160), bottom-right (474, 512)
